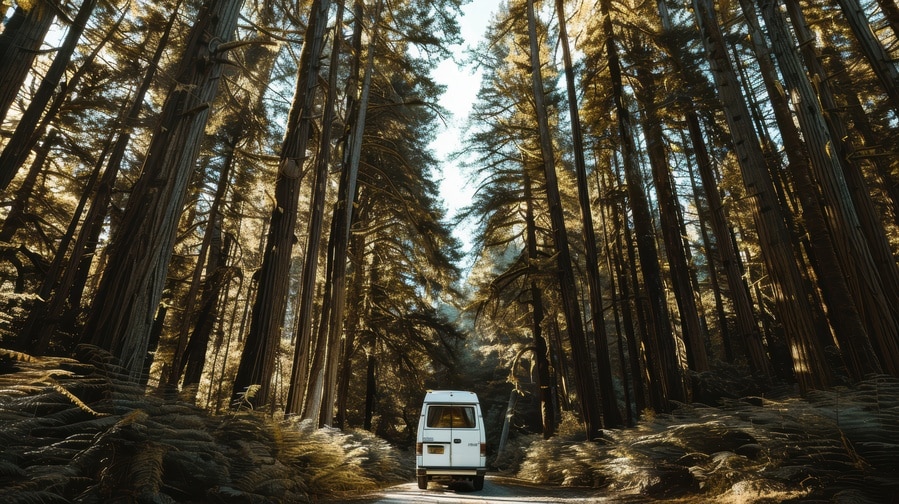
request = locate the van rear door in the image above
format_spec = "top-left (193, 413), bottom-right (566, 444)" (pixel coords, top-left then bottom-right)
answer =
top-left (421, 404), bottom-right (480, 468)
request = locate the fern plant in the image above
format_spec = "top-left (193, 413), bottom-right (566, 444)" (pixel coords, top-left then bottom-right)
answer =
top-left (512, 376), bottom-right (899, 502)
top-left (0, 346), bottom-right (408, 503)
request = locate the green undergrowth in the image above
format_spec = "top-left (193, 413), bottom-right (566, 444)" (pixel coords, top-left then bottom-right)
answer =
top-left (0, 346), bottom-right (409, 503)
top-left (501, 376), bottom-right (899, 503)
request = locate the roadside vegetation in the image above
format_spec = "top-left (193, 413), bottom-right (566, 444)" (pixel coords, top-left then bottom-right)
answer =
top-left (498, 375), bottom-right (899, 503)
top-left (4, 347), bottom-right (899, 503)
top-left (0, 348), bottom-right (410, 503)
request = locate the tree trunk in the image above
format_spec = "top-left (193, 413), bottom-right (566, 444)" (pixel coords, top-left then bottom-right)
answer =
top-left (176, 145), bottom-right (237, 388)
top-left (180, 233), bottom-right (234, 389)
top-left (324, 207), bottom-right (365, 425)
top-left (684, 151), bottom-right (732, 362)
top-left (231, 0), bottom-right (332, 408)
top-left (822, 47), bottom-right (899, 231)
top-left (0, 0), bottom-right (98, 190)
top-left (301, 229), bottom-right (334, 419)
top-left (16, 128), bottom-right (103, 353)
top-left (738, 0), bottom-right (875, 379)
top-left (4, 7), bottom-right (127, 349)
top-left (284, 0), bottom-right (346, 416)
top-left (600, 0), bottom-right (685, 409)
top-left (693, 0), bottom-right (832, 391)
top-left (0, 1), bottom-right (55, 126)
top-left (291, 0), bottom-right (362, 420)
top-left (336, 225), bottom-right (368, 429)
top-left (832, 0), bottom-right (899, 114)
top-left (0, 129), bottom-right (57, 245)
top-left (524, 170), bottom-right (555, 439)
top-left (684, 112), bottom-right (773, 374)
top-left (81, 0), bottom-right (241, 381)
top-left (168, 137), bottom-right (236, 386)
top-left (597, 161), bottom-right (644, 421)
top-left (525, 0), bottom-right (602, 439)
top-left (22, 0), bottom-right (181, 349)
top-left (363, 351), bottom-right (376, 431)
top-left (780, 1), bottom-right (899, 375)
top-left (319, 0), bottom-right (382, 428)
top-left (496, 389), bottom-right (519, 458)
top-left (604, 154), bottom-right (652, 416)
top-left (876, 0), bottom-right (899, 40)
top-left (0, 131), bottom-right (56, 298)
top-left (633, 56), bottom-right (709, 374)
top-left (759, 0), bottom-right (894, 377)
top-left (555, 0), bottom-right (623, 428)
top-left (335, 206), bottom-right (374, 430)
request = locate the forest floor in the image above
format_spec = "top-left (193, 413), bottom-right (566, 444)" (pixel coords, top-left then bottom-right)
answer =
top-left (1, 347), bottom-right (898, 503)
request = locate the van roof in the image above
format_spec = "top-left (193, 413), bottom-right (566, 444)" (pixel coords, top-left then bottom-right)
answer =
top-left (423, 390), bottom-right (479, 403)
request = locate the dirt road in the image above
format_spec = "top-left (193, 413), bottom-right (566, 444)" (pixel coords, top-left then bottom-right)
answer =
top-left (328, 476), bottom-right (639, 503)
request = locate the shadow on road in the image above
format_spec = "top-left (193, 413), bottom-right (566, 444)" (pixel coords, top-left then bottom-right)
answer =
top-left (325, 474), bottom-right (631, 503)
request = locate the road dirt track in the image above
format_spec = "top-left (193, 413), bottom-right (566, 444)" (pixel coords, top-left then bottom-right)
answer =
top-left (327, 475), bottom-right (647, 503)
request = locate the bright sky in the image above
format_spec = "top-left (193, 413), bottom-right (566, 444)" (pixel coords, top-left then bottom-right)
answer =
top-left (432, 0), bottom-right (502, 255)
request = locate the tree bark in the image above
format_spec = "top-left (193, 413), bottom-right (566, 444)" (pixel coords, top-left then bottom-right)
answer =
top-left (336, 219), bottom-right (369, 429)
top-left (363, 351), bottom-right (376, 431)
top-left (16, 128), bottom-right (105, 353)
top-left (597, 163), bottom-right (644, 421)
top-left (304, 0), bottom-right (381, 426)
top-left (0, 129), bottom-right (57, 245)
top-left (821, 47), bottom-right (899, 231)
top-left (82, 0), bottom-right (241, 381)
top-left (759, 0), bottom-right (893, 377)
top-left (524, 170), bottom-right (555, 439)
top-left (832, 0), bottom-right (899, 114)
top-left (21, 0), bottom-right (181, 349)
top-left (525, 0), bottom-right (603, 439)
top-left (683, 148), bottom-right (732, 362)
top-left (555, 0), bottom-right (623, 428)
top-left (875, 0), bottom-right (899, 40)
top-left (682, 113), bottom-right (771, 373)
top-left (0, 0), bottom-right (98, 190)
top-left (693, 0), bottom-right (832, 391)
top-left (284, 0), bottom-right (345, 416)
top-left (787, 0), bottom-right (899, 372)
top-left (633, 55), bottom-right (709, 374)
top-left (176, 142), bottom-right (237, 389)
top-left (0, 1), bottom-right (55, 126)
top-left (600, 0), bottom-right (685, 409)
top-left (0, 131), bottom-right (56, 299)
top-left (734, 0), bottom-right (874, 379)
top-left (180, 233), bottom-right (234, 389)
top-left (231, 0), bottom-right (332, 408)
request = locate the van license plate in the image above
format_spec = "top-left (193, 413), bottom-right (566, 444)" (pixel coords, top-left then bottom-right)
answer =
top-left (427, 445), bottom-right (445, 454)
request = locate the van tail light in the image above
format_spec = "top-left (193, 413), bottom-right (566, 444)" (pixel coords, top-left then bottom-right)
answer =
top-left (480, 442), bottom-right (486, 456)
top-left (416, 442), bottom-right (423, 455)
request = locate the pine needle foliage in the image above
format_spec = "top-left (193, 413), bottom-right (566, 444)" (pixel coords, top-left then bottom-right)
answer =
top-left (513, 376), bottom-right (899, 502)
top-left (0, 346), bottom-right (407, 503)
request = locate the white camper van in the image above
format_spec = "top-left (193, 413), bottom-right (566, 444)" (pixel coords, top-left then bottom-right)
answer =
top-left (415, 390), bottom-right (487, 490)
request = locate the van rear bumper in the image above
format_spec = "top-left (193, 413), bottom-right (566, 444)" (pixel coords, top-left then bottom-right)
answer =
top-left (417, 467), bottom-right (486, 477)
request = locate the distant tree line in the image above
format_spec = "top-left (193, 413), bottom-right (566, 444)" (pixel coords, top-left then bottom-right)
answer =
top-left (0, 0), bottom-right (897, 445)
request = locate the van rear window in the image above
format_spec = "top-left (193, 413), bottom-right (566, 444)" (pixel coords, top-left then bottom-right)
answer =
top-left (426, 405), bottom-right (476, 428)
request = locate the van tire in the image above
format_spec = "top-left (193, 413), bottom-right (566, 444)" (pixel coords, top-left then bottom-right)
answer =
top-left (472, 474), bottom-right (484, 491)
top-left (417, 475), bottom-right (428, 489)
